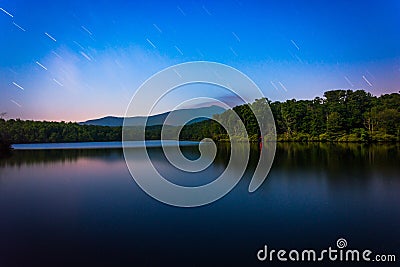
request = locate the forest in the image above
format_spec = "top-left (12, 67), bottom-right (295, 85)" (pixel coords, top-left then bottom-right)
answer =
top-left (0, 120), bottom-right (122, 144)
top-left (211, 89), bottom-right (400, 142)
top-left (176, 89), bottom-right (400, 143)
top-left (0, 89), bottom-right (399, 150)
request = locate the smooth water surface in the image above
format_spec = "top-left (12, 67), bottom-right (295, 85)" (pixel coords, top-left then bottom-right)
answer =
top-left (12, 140), bottom-right (199, 150)
top-left (0, 143), bottom-right (399, 266)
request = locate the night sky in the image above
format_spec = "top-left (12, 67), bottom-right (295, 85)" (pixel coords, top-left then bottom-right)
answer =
top-left (1, 0), bottom-right (399, 121)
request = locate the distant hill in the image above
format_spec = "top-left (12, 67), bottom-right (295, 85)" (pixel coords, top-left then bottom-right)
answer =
top-left (79, 105), bottom-right (226, 127)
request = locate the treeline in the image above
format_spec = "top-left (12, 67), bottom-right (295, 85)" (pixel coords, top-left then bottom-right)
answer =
top-left (200, 89), bottom-right (399, 142)
top-left (272, 89), bottom-right (400, 142)
top-left (0, 89), bottom-right (399, 146)
top-left (129, 89), bottom-right (400, 143)
top-left (0, 120), bottom-right (122, 144)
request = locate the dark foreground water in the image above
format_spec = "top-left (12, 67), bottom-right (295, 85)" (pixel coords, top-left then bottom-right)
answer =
top-left (0, 143), bottom-right (399, 266)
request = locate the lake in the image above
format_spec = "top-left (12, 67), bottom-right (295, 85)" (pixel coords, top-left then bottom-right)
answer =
top-left (0, 142), bottom-right (399, 266)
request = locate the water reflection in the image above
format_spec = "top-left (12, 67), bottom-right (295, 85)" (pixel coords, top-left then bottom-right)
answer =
top-left (1, 143), bottom-right (399, 195)
top-left (3, 142), bottom-right (399, 170)
top-left (274, 143), bottom-right (400, 182)
top-left (0, 143), bottom-right (399, 266)
top-left (0, 149), bottom-right (123, 168)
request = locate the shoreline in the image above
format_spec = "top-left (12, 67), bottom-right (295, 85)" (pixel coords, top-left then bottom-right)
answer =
top-left (8, 139), bottom-right (400, 146)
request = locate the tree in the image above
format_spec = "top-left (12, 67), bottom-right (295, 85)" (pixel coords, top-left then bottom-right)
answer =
top-left (1, 89), bottom-right (399, 144)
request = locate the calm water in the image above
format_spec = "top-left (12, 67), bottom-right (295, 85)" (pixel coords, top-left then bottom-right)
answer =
top-left (12, 140), bottom-right (199, 150)
top-left (0, 143), bottom-right (399, 266)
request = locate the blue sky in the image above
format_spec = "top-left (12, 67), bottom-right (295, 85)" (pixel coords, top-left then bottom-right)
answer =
top-left (1, 0), bottom-right (399, 121)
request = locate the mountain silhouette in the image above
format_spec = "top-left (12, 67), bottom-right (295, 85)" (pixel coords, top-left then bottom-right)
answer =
top-left (80, 105), bottom-right (226, 127)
